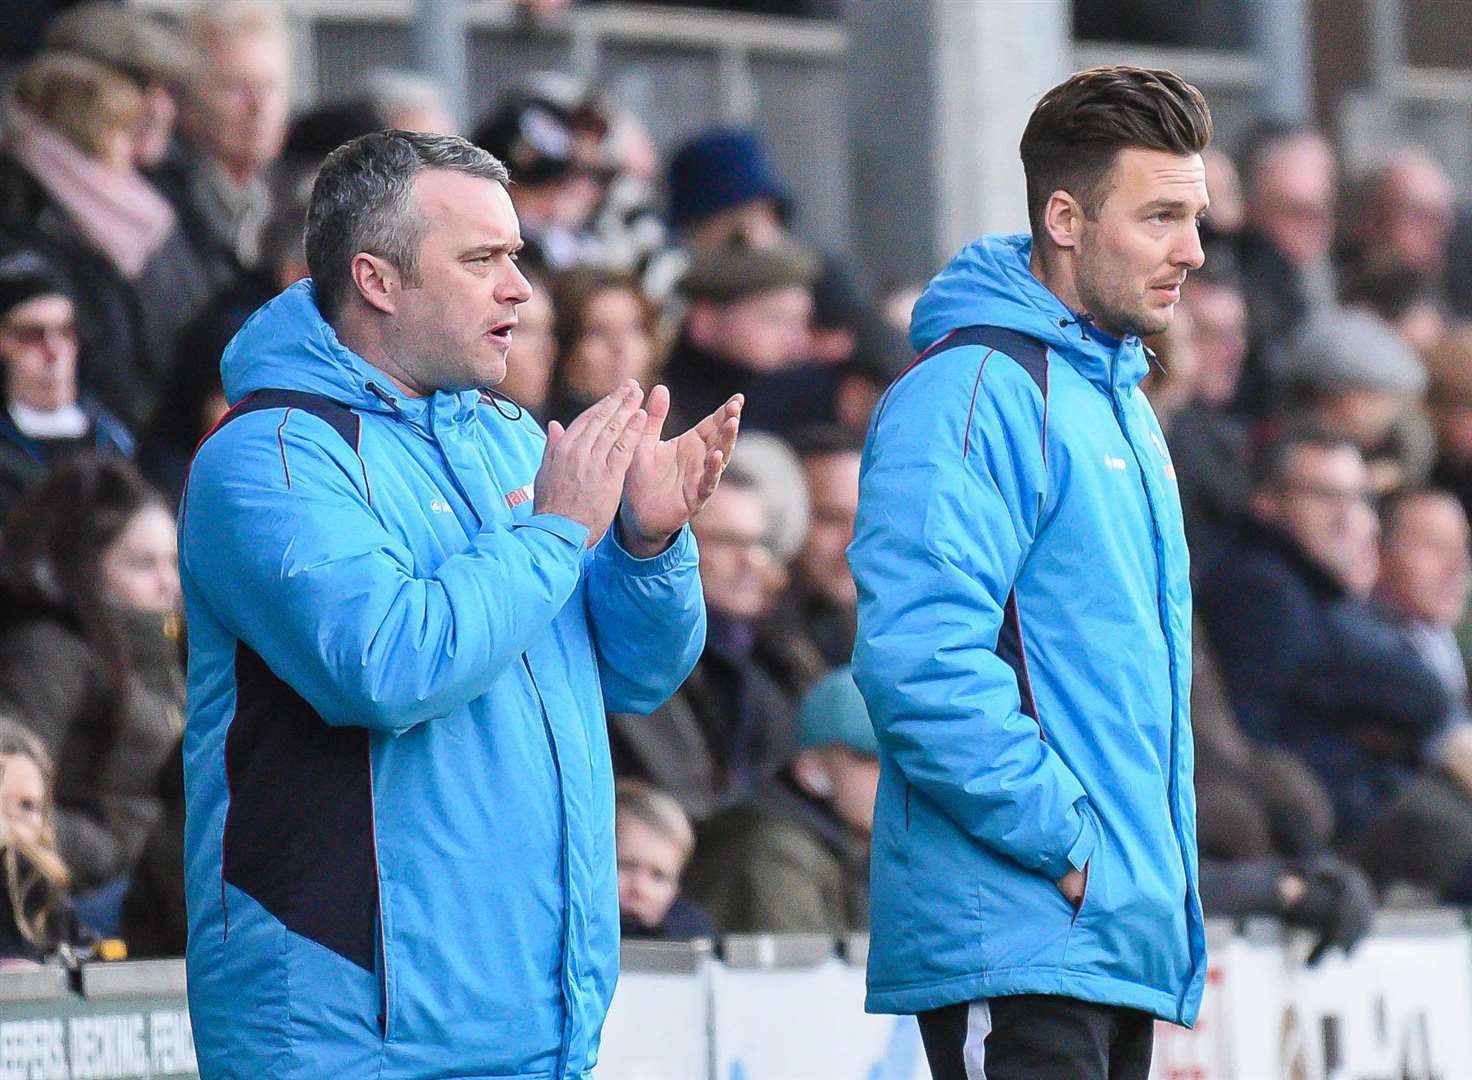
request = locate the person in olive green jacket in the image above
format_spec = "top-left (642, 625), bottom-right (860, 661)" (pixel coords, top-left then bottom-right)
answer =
top-left (683, 666), bottom-right (876, 934)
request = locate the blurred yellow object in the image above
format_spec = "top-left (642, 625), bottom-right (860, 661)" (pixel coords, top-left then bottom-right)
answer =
top-left (95, 939), bottom-right (128, 962)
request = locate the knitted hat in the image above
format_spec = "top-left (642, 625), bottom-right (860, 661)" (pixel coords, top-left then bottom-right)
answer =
top-left (667, 129), bottom-right (791, 231)
top-left (1280, 307), bottom-right (1427, 397)
top-left (0, 248), bottom-right (71, 322)
top-left (797, 666), bottom-right (879, 757)
top-left (678, 242), bottom-right (819, 304)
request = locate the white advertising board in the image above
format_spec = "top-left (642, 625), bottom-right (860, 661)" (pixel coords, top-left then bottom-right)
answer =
top-left (599, 968), bottom-right (711, 1080)
top-left (708, 958), bottom-right (927, 1080)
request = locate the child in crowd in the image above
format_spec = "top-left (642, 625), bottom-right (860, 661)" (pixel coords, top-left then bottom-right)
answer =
top-left (0, 717), bottom-right (80, 966)
top-left (615, 779), bottom-right (714, 941)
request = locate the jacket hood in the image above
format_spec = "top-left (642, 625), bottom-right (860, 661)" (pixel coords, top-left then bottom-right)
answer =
top-left (910, 233), bottom-right (1148, 392)
top-left (220, 280), bottom-right (481, 420)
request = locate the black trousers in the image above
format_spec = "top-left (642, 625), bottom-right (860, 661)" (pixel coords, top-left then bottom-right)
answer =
top-left (917, 994), bottom-right (1154, 1080)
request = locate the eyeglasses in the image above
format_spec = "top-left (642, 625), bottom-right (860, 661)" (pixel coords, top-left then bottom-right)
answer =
top-left (1, 320), bottom-right (78, 349)
top-left (1280, 480), bottom-right (1371, 507)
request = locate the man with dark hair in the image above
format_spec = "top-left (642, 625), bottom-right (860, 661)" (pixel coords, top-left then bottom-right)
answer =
top-left (180, 129), bottom-right (741, 1078)
top-left (0, 247), bottom-right (133, 515)
top-left (851, 66), bottom-right (1210, 1079)
top-left (1200, 438), bottom-right (1472, 903)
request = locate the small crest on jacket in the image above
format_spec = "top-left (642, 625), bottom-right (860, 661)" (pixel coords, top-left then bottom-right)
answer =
top-left (505, 482), bottom-right (534, 509)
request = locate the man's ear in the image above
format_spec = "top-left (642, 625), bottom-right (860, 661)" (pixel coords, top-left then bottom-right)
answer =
top-left (1042, 190), bottom-right (1085, 253)
top-left (350, 252), bottom-right (399, 316)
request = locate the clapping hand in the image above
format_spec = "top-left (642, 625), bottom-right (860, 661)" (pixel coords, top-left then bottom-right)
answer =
top-left (618, 386), bottom-right (743, 557)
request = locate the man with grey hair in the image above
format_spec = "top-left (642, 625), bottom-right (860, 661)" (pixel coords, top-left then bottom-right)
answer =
top-left (179, 129), bottom-right (740, 1078)
top-left (152, 0), bottom-right (291, 280)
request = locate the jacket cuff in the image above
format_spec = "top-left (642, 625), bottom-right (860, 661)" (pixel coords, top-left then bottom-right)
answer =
top-left (515, 513), bottom-right (590, 551)
top-left (1039, 801), bottom-right (1098, 880)
top-left (601, 522), bottom-right (696, 577)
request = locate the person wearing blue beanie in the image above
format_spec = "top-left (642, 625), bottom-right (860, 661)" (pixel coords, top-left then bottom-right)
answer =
top-left (667, 128), bottom-right (792, 244)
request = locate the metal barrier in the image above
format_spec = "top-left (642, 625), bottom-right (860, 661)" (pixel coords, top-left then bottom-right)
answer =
top-left (5, 914), bottom-right (1472, 1079)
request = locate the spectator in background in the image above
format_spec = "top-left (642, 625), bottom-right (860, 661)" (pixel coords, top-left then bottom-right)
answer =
top-left (273, 99), bottom-right (388, 196)
top-left (1191, 614), bottom-right (1335, 863)
top-left (589, 104), bottom-right (667, 275)
top-left (1342, 266), bottom-right (1448, 358)
top-left (759, 425), bottom-right (862, 694)
top-left (359, 68), bottom-right (455, 134)
top-left (666, 128), bottom-right (790, 255)
top-left (138, 193), bottom-right (310, 504)
top-left (155, 0), bottom-right (291, 279)
top-left (663, 242), bottom-right (818, 432)
top-left (1342, 149), bottom-right (1455, 295)
top-left (684, 666), bottom-right (875, 934)
top-left (808, 257), bottom-right (872, 366)
top-left (1167, 256), bottom-right (1253, 573)
top-left (1272, 307), bottom-right (1433, 495)
top-left (727, 429), bottom-right (810, 591)
top-left (609, 468), bottom-right (796, 822)
top-left (643, 127), bottom-right (794, 300)
top-left (1199, 433), bottom-right (1472, 900)
top-left (828, 313), bottom-right (911, 439)
top-left (544, 267), bottom-right (658, 425)
top-left (0, 457), bottom-right (183, 909)
top-left (117, 740), bottom-right (186, 958)
top-left (0, 248), bottom-right (134, 516)
top-left (0, 50), bottom-right (213, 428)
top-left (1427, 325), bottom-right (1472, 525)
top-left (753, 259), bottom-right (889, 434)
top-left (496, 264), bottom-right (557, 417)
top-left (1200, 146), bottom-right (1244, 239)
top-left (0, 717), bottom-right (83, 967)
top-left (1235, 123), bottom-right (1338, 414)
top-left (615, 779), bottom-right (714, 941)
top-left (44, 0), bottom-right (200, 170)
top-left (1374, 490), bottom-right (1472, 800)
top-left (473, 76), bottom-right (613, 269)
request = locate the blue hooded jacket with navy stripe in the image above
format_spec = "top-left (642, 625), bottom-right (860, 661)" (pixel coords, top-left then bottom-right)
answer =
top-left (179, 281), bottom-right (705, 1079)
top-left (849, 234), bottom-right (1206, 1025)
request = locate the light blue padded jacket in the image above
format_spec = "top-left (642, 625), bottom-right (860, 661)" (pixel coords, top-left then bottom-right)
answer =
top-left (850, 234), bottom-right (1205, 1025)
top-left (180, 281), bottom-right (705, 1079)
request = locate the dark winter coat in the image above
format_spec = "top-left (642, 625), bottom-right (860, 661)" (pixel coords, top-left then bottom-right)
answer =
top-left (1198, 519), bottom-right (1451, 834)
top-left (0, 591), bottom-right (185, 888)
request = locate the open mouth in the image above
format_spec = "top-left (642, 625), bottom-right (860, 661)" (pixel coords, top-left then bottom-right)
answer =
top-left (486, 319), bottom-right (517, 347)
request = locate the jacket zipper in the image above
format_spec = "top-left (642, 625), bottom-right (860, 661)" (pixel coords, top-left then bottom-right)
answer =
top-left (522, 653), bottom-right (576, 1077)
top-left (1109, 354), bottom-right (1200, 1018)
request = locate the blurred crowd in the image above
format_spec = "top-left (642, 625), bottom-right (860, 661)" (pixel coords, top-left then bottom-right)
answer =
top-left (3, 0), bottom-right (1472, 973)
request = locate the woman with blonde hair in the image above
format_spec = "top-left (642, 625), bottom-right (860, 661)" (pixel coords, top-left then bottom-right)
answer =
top-left (0, 50), bottom-right (213, 427)
top-left (0, 716), bottom-right (78, 965)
